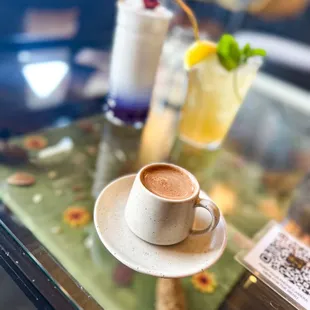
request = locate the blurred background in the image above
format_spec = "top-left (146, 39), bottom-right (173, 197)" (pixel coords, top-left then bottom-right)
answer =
top-left (0, 0), bottom-right (309, 137)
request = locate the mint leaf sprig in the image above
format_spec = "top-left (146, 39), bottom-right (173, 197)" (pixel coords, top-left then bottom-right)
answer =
top-left (217, 34), bottom-right (267, 71)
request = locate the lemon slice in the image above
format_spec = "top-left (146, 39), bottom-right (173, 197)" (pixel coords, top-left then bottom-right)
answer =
top-left (184, 40), bottom-right (217, 70)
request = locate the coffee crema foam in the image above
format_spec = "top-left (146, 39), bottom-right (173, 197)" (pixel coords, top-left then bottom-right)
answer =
top-left (141, 165), bottom-right (195, 200)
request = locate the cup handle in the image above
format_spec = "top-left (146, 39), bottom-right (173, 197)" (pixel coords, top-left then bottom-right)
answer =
top-left (190, 198), bottom-right (220, 235)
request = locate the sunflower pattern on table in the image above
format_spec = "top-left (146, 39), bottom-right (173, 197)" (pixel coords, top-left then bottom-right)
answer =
top-left (209, 183), bottom-right (236, 215)
top-left (258, 198), bottom-right (283, 221)
top-left (63, 206), bottom-right (90, 228)
top-left (24, 135), bottom-right (48, 150)
top-left (191, 271), bottom-right (217, 293)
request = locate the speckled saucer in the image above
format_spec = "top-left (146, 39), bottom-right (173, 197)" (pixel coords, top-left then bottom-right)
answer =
top-left (94, 175), bottom-right (227, 278)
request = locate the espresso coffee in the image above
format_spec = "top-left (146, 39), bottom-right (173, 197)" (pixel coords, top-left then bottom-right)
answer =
top-left (141, 165), bottom-right (195, 200)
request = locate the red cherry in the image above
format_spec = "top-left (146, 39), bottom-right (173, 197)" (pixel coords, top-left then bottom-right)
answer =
top-left (143, 0), bottom-right (160, 9)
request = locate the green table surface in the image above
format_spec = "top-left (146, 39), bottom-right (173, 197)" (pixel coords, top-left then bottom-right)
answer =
top-left (0, 115), bottom-right (298, 310)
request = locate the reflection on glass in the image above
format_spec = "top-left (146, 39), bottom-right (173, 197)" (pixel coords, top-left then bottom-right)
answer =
top-left (22, 61), bottom-right (69, 98)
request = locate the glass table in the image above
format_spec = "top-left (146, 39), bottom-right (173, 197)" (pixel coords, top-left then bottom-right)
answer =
top-left (0, 48), bottom-right (309, 309)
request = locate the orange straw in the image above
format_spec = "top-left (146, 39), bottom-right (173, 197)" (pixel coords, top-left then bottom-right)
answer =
top-left (174, 0), bottom-right (200, 41)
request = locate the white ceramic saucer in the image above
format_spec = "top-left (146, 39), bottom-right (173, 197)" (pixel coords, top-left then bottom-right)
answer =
top-left (94, 175), bottom-right (227, 278)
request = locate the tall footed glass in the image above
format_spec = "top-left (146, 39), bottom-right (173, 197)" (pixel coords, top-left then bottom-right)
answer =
top-left (178, 54), bottom-right (261, 150)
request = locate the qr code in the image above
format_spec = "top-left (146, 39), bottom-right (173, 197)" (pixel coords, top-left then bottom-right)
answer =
top-left (259, 232), bottom-right (310, 296)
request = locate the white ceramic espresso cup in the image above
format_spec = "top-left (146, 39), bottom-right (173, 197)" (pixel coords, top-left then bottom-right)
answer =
top-left (125, 163), bottom-right (221, 245)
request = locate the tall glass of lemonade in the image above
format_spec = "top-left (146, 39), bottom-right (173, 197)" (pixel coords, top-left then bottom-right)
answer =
top-left (179, 50), bottom-right (261, 149)
top-left (170, 0), bottom-right (265, 178)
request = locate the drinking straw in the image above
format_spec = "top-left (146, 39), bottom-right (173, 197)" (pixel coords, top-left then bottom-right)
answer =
top-left (174, 0), bottom-right (200, 41)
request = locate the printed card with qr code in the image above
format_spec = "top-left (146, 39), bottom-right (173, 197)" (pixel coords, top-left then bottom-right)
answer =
top-left (237, 223), bottom-right (310, 310)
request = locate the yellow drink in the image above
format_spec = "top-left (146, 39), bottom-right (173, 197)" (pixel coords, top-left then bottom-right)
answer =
top-left (179, 53), bottom-right (260, 148)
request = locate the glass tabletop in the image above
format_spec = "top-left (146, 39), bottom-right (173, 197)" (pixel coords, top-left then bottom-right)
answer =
top-left (0, 48), bottom-right (309, 310)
